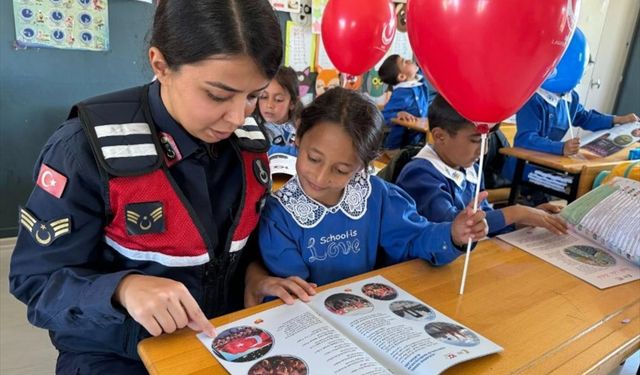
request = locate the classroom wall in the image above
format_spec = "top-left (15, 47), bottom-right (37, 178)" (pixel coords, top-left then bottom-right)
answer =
top-left (0, 0), bottom-right (155, 237)
top-left (614, 13), bottom-right (640, 115)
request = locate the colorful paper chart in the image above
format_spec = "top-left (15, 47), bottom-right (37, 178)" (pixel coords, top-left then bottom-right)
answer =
top-left (13, 0), bottom-right (109, 51)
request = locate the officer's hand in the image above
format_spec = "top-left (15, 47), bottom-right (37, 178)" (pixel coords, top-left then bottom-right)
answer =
top-left (244, 262), bottom-right (316, 307)
top-left (451, 191), bottom-right (489, 247)
top-left (114, 274), bottom-right (216, 337)
top-left (563, 138), bottom-right (580, 155)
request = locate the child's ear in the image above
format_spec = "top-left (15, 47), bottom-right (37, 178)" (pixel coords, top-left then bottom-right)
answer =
top-left (431, 128), bottom-right (446, 144)
top-left (397, 73), bottom-right (406, 82)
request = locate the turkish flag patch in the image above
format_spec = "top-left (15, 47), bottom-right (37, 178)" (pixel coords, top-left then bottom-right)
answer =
top-left (36, 164), bottom-right (68, 198)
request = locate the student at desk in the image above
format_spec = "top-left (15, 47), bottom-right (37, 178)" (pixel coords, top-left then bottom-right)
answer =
top-left (378, 54), bottom-right (436, 149)
top-left (502, 87), bottom-right (639, 181)
top-left (396, 94), bottom-right (568, 237)
top-left (259, 88), bottom-right (488, 287)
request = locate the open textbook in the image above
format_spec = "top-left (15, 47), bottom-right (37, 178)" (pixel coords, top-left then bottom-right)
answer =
top-left (579, 121), bottom-right (640, 157)
top-left (498, 177), bottom-right (640, 289)
top-left (197, 276), bottom-right (502, 374)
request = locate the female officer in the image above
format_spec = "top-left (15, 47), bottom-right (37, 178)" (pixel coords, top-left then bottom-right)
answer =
top-left (9, 0), bottom-right (314, 373)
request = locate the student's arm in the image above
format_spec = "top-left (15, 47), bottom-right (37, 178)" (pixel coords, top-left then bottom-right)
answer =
top-left (613, 113), bottom-right (639, 124)
top-left (378, 182), bottom-right (465, 266)
top-left (382, 90), bottom-right (414, 124)
top-left (500, 205), bottom-right (567, 235)
top-left (396, 160), bottom-right (506, 235)
top-left (569, 91), bottom-right (614, 131)
top-left (515, 99), bottom-right (565, 155)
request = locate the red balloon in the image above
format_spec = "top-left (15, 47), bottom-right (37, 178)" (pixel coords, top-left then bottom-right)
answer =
top-left (321, 0), bottom-right (397, 76)
top-left (407, 0), bottom-right (580, 124)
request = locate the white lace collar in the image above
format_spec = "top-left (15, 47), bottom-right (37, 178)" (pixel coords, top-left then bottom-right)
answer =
top-left (273, 170), bottom-right (372, 228)
top-left (536, 88), bottom-right (572, 107)
top-left (414, 145), bottom-right (479, 189)
top-left (394, 74), bottom-right (424, 89)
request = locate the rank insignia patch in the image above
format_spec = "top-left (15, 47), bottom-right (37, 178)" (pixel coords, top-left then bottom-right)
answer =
top-left (253, 159), bottom-right (270, 186)
top-left (19, 207), bottom-right (71, 246)
top-left (125, 202), bottom-right (165, 235)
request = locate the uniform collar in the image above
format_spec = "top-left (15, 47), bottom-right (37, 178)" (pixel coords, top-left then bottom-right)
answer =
top-left (273, 170), bottom-right (372, 228)
top-left (393, 74), bottom-right (424, 89)
top-left (414, 144), bottom-right (479, 189)
top-left (148, 81), bottom-right (200, 161)
top-left (536, 88), bottom-right (572, 107)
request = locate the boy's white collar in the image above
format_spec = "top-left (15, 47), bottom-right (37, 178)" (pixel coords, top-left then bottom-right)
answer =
top-left (393, 74), bottom-right (424, 89)
top-left (536, 88), bottom-right (572, 107)
top-left (273, 170), bottom-right (372, 228)
top-left (414, 144), bottom-right (479, 188)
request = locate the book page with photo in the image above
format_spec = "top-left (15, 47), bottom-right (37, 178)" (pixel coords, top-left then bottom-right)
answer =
top-left (498, 177), bottom-right (640, 289)
top-left (197, 300), bottom-right (391, 375)
top-left (306, 276), bottom-right (502, 374)
top-left (579, 122), bottom-right (640, 157)
top-left (198, 276), bottom-right (502, 374)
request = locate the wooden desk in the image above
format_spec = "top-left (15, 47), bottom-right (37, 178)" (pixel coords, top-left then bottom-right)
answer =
top-left (500, 144), bottom-right (637, 204)
top-left (391, 117), bottom-right (429, 133)
top-left (138, 239), bottom-right (640, 375)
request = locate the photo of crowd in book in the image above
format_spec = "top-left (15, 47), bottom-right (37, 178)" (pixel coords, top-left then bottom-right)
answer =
top-left (324, 293), bottom-right (374, 316)
top-left (361, 283), bottom-right (398, 301)
top-left (248, 355), bottom-right (308, 375)
top-left (211, 326), bottom-right (274, 363)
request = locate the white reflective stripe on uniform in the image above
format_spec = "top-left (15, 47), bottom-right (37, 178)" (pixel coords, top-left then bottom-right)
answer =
top-left (94, 123), bottom-right (151, 138)
top-left (229, 236), bottom-right (249, 252)
top-left (234, 128), bottom-right (265, 140)
top-left (101, 144), bottom-right (157, 159)
top-left (243, 117), bottom-right (258, 126)
top-left (105, 236), bottom-right (210, 267)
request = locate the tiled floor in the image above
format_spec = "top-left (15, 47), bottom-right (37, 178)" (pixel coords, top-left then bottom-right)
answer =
top-left (1, 237), bottom-right (57, 374)
top-left (1, 237), bottom-right (638, 374)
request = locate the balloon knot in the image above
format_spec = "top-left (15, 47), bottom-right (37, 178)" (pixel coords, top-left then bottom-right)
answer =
top-left (476, 123), bottom-right (490, 134)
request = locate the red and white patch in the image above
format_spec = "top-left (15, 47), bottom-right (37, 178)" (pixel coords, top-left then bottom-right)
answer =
top-left (37, 164), bottom-right (67, 198)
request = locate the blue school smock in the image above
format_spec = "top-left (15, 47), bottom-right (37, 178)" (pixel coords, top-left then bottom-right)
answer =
top-left (502, 89), bottom-right (613, 180)
top-left (259, 171), bottom-right (463, 286)
top-left (396, 145), bottom-right (509, 236)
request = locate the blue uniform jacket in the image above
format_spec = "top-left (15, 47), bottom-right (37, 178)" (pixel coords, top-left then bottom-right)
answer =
top-left (503, 89), bottom-right (613, 179)
top-left (396, 145), bottom-right (508, 237)
top-left (9, 82), bottom-right (248, 359)
top-left (258, 171), bottom-right (463, 286)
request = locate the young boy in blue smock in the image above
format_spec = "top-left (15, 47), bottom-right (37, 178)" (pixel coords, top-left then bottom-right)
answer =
top-left (258, 88), bottom-right (488, 286)
top-left (378, 54), bottom-right (436, 149)
top-left (502, 88), bottom-right (638, 180)
top-left (396, 94), bottom-right (568, 237)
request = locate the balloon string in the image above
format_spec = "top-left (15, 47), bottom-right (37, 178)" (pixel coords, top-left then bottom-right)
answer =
top-left (563, 95), bottom-right (575, 139)
top-left (459, 132), bottom-right (487, 295)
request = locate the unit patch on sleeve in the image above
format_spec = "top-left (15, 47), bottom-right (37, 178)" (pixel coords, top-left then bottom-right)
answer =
top-left (19, 207), bottom-right (71, 246)
top-left (125, 202), bottom-right (165, 235)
